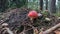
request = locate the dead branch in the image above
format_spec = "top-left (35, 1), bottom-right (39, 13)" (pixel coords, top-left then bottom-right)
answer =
top-left (42, 23), bottom-right (60, 34)
top-left (2, 23), bottom-right (14, 34)
top-left (5, 28), bottom-right (14, 34)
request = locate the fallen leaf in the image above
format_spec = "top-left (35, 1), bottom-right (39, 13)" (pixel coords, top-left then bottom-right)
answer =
top-left (33, 28), bottom-right (38, 34)
top-left (54, 30), bottom-right (60, 34)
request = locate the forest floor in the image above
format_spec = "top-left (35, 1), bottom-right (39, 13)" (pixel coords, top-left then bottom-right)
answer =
top-left (0, 8), bottom-right (60, 34)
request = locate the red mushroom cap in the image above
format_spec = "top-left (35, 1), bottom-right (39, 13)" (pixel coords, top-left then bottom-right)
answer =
top-left (28, 10), bottom-right (38, 19)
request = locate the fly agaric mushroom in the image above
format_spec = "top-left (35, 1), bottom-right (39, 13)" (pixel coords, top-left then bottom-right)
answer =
top-left (28, 10), bottom-right (42, 23)
top-left (28, 10), bottom-right (43, 19)
top-left (28, 10), bottom-right (38, 23)
top-left (28, 10), bottom-right (38, 19)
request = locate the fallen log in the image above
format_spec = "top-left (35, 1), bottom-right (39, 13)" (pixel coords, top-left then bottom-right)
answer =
top-left (41, 23), bottom-right (60, 34)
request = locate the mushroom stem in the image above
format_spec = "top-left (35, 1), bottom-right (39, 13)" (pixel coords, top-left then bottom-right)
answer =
top-left (30, 18), bottom-right (33, 23)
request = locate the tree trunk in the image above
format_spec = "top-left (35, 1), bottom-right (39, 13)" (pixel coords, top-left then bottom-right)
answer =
top-left (49, 0), bottom-right (56, 13)
top-left (46, 0), bottom-right (48, 10)
top-left (58, 0), bottom-right (60, 11)
top-left (0, 0), bottom-right (8, 12)
top-left (12, 0), bottom-right (28, 8)
top-left (39, 0), bottom-right (43, 11)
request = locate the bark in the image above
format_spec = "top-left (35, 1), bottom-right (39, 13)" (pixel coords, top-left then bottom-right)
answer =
top-left (58, 0), bottom-right (60, 11)
top-left (12, 0), bottom-right (28, 8)
top-left (49, 0), bottom-right (56, 13)
top-left (0, 0), bottom-right (8, 12)
top-left (39, 0), bottom-right (43, 11)
top-left (46, 0), bottom-right (48, 10)
top-left (42, 23), bottom-right (60, 34)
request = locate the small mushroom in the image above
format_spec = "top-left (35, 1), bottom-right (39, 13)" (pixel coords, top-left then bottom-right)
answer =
top-left (45, 18), bottom-right (51, 21)
top-left (58, 17), bottom-right (60, 20)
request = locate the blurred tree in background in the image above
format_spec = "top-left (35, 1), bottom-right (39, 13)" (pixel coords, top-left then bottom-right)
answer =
top-left (28, 0), bottom-right (39, 10)
top-left (39, 0), bottom-right (43, 11)
top-left (0, 0), bottom-right (28, 12)
top-left (9, 0), bottom-right (28, 8)
top-left (49, 0), bottom-right (56, 13)
top-left (46, 0), bottom-right (48, 10)
top-left (0, 0), bottom-right (8, 12)
top-left (0, 0), bottom-right (60, 14)
top-left (58, 0), bottom-right (60, 11)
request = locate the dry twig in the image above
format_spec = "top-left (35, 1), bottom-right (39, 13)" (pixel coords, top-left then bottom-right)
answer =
top-left (41, 23), bottom-right (60, 34)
